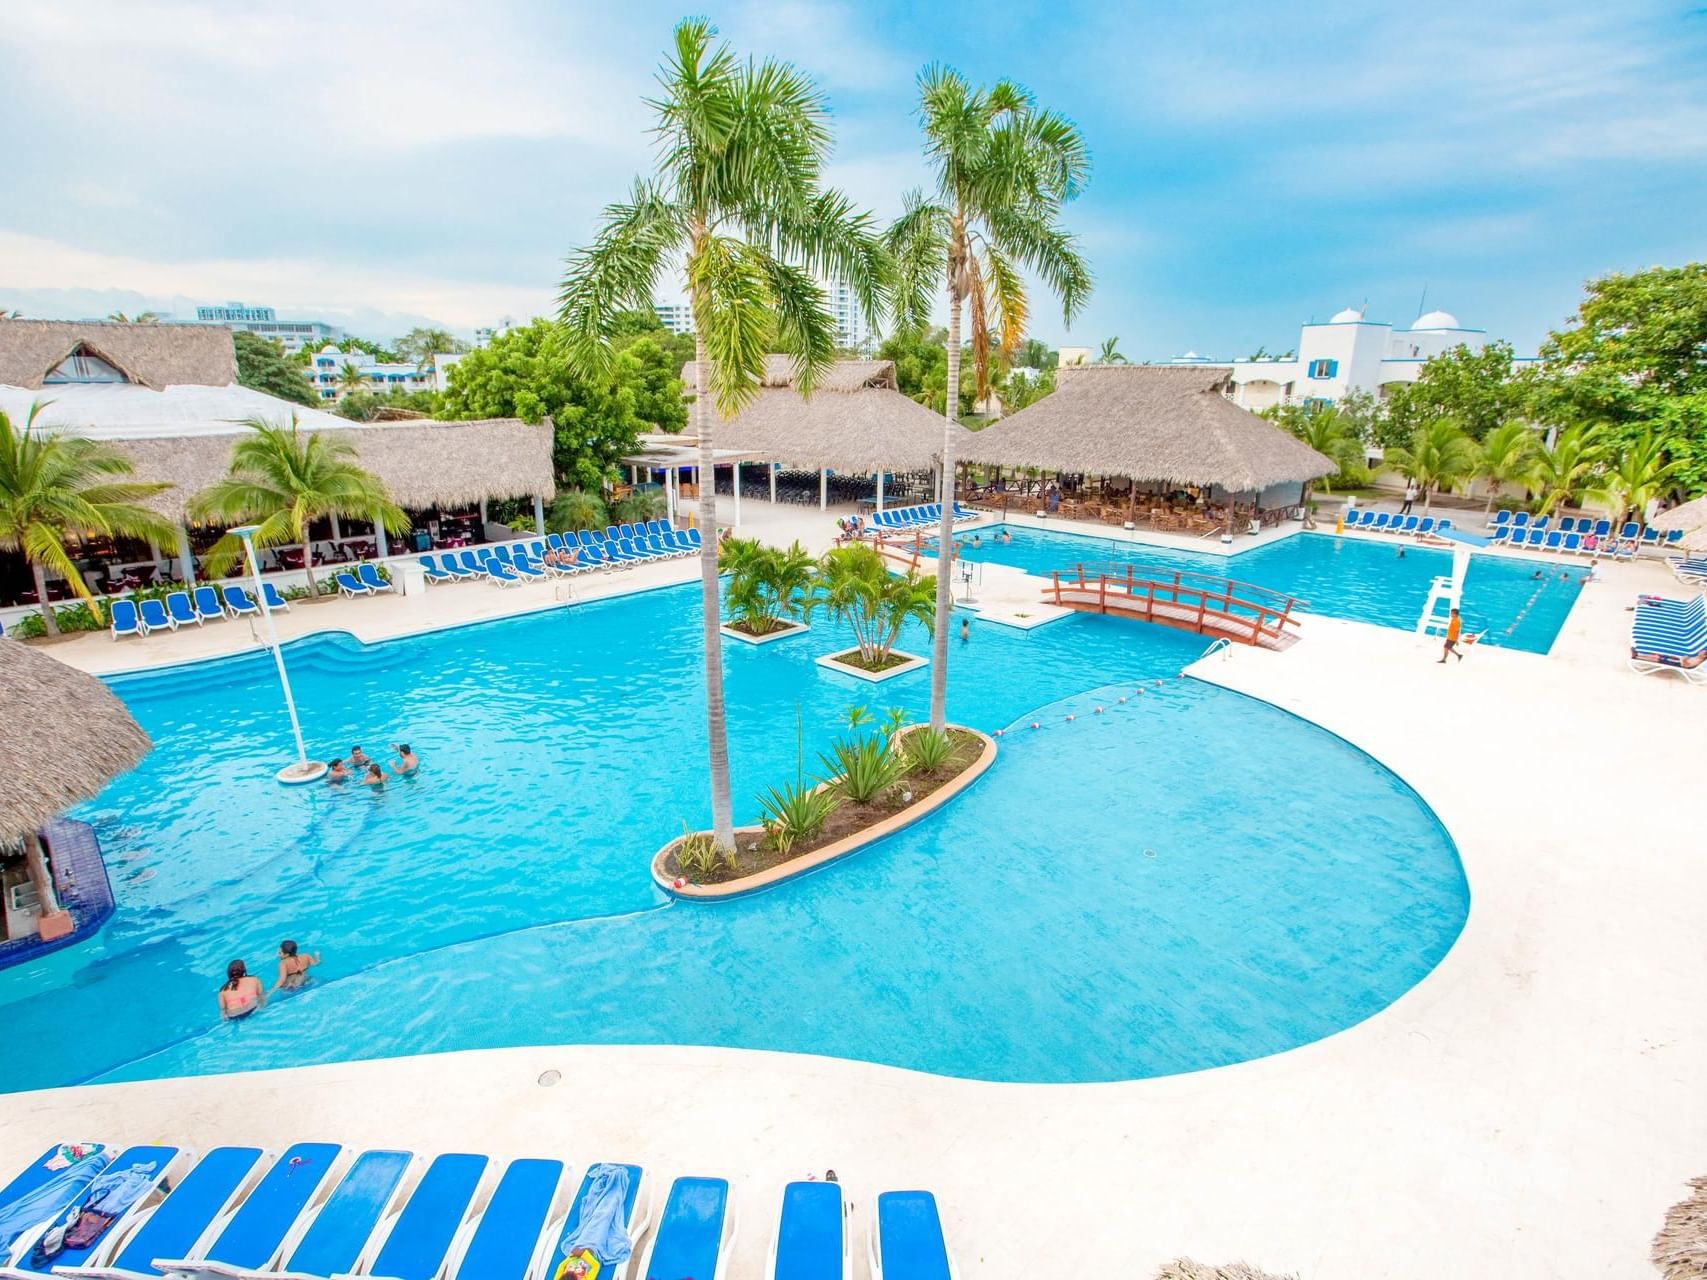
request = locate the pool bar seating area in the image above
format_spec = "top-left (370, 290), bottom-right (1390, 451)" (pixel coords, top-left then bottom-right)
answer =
top-left (0, 1140), bottom-right (956, 1280)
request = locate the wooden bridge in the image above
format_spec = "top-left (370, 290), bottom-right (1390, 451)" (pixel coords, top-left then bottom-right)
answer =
top-left (1046, 563), bottom-right (1304, 649)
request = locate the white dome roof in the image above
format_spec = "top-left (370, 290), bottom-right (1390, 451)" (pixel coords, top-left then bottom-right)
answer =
top-left (1330, 307), bottom-right (1364, 323)
top-left (1411, 310), bottom-right (1461, 330)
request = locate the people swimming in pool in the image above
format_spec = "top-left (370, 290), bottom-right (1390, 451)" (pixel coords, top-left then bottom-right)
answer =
top-left (218, 960), bottom-right (265, 1020)
top-left (389, 743), bottom-right (419, 775)
top-left (326, 758), bottom-right (351, 784)
top-left (349, 745), bottom-right (374, 769)
top-left (273, 940), bottom-right (320, 992)
top-left (971, 533), bottom-right (982, 548)
top-left (1001, 529), bottom-right (1013, 545)
top-left (362, 762), bottom-right (387, 786)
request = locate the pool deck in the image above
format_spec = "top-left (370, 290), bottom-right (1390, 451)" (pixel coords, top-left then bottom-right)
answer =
top-left (6, 502), bottom-right (1705, 1277)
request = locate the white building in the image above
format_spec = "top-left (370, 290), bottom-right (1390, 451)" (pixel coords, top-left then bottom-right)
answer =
top-left (656, 278), bottom-right (871, 352)
top-left (653, 302), bottom-right (695, 336)
top-left (186, 302), bottom-right (341, 353)
top-left (1227, 308), bottom-right (1529, 413)
top-left (306, 344), bottom-right (435, 401)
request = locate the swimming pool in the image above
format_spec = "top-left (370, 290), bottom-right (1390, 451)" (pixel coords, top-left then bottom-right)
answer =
top-left (0, 584), bottom-right (1469, 1091)
top-left (935, 525), bottom-right (1583, 652)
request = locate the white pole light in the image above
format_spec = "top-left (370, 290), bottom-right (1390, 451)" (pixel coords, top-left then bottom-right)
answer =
top-left (232, 525), bottom-right (326, 785)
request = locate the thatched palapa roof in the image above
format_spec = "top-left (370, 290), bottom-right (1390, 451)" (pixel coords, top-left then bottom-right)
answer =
top-left (962, 365), bottom-right (1335, 493)
top-left (112, 418), bottom-right (556, 520)
top-left (681, 356), bottom-right (970, 473)
top-left (0, 640), bottom-right (151, 841)
top-left (1650, 494), bottom-right (1707, 533)
top-left (0, 319), bottom-right (236, 390)
top-left (1653, 1176), bottom-right (1707, 1279)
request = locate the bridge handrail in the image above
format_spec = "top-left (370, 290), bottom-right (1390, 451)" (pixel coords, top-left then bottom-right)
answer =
top-left (1048, 562), bottom-right (1308, 642)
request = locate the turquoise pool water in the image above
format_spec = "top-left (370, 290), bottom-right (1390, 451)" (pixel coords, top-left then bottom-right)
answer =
top-left (0, 584), bottom-right (1469, 1091)
top-left (935, 525), bottom-right (1584, 652)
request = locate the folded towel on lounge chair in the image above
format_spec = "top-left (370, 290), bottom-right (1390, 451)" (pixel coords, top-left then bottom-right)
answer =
top-left (0, 1151), bottom-right (112, 1258)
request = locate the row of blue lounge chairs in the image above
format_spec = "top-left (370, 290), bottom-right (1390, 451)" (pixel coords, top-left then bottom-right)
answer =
top-left (1488, 510), bottom-right (1687, 555)
top-left (868, 503), bottom-right (979, 531)
top-left (1343, 510), bottom-right (1455, 537)
top-left (1667, 553), bottom-right (1707, 590)
top-left (110, 584), bottom-right (292, 640)
top-left (0, 1141), bottom-right (957, 1280)
top-left (1630, 593), bottom-right (1707, 685)
top-left (420, 522), bottom-right (703, 587)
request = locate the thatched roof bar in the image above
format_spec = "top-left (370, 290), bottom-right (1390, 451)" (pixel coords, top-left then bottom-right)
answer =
top-left (962, 365), bottom-right (1335, 492)
top-left (0, 640), bottom-right (151, 840)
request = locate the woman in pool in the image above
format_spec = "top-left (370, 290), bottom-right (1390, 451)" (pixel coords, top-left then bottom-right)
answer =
top-left (272, 940), bottom-right (320, 992)
top-left (362, 762), bottom-right (387, 786)
top-left (218, 960), bottom-right (265, 1020)
top-left (389, 744), bottom-right (419, 776)
top-left (326, 758), bottom-right (351, 784)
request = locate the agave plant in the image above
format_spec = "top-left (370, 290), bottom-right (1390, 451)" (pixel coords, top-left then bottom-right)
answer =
top-left (903, 726), bottom-right (965, 774)
top-left (757, 779), bottom-right (840, 855)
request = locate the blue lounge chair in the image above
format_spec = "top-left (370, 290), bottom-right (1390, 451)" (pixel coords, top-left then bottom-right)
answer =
top-left (59, 1147), bottom-right (269, 1280)
top-left (1, 1145), bottom-right (186, 1279)
top-left (1364, 513), bottom-right (1387, 532)
top-left (868, 1191), bottom-right (955, 1280)
top-left (420, 556), bottom-right (455, 585)
top-left (150, 1144), bottom-right (342, 1279)
top-left (550, 1163), bottom-right (649, 1280)
top-left (0, 1145), bottom-right (109, 1258)
top-left (508, 557), bottom-right (547, 581)
top-left (1487, 510), bottom-right (1511, 532)
top-left (222, 585), bottom-right (260, 618)
top-left (335, 571), bottom-right (370, 599)
top-left (684, 528), bottom-right (703, 550)
top-left (768, 1181), bottom-right (845, 1280)
top-left (486, 561), bottom-right (521, 587)
top-left (1487, 525), bottom-right (1509, 544)
top-left (164, 591), bottom-right (200, 628)
top-left (1562, 533), bottom-right (1583, 555)
top-left (137, 598), bottom-right (175, 633)
top-left (1416, 517), bottom-right (1435, 535)
top-left (456, 551), bottom-right (489, 579)
top-left (1631, 600), bottom-right (1707, 684)
top-left (261, 1149), bottom-right (414, 1280)
top-left (1521, 529), bottom-right (1544, 549)
top-left (1511, 510), bottom-right (1531, 531)
top-left (1530, 516), bottom-right (1551, 533)
top-left (1669, 555), bottom-right (1707, 588)
top-left (357, 564), bottom-right (393, 594)
top-left (1399, 515), bottom-right (1421, 534)
top-left (110, 600), bottom-right (143, 640)
top-left (636, 1178), bottom-right (733, 1280)
top-left (361, 1154), bottom-right (488, 1280)
top-left (261, 583), bottom-right (291, 612)
top-left (1543, 531), bottom-right (1563, 552)
top-left (448, 1159), bottom-right (565, 1280)
top-left (192, 586), bottom-right (227, 622)
top-left (1435, 518), bottom-right (1453, 532)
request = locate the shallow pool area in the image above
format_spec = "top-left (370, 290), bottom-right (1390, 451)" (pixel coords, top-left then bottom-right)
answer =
top-left (0, 583), bottom-right (1469, 1091)
top-left (937, 525), bottom-right (1584, 652)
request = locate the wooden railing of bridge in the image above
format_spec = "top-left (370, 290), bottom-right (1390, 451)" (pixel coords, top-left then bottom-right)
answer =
top-left (1047, 563), bottom-right (1304, 648)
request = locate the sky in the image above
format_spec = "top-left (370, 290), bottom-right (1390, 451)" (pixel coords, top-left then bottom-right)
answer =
top-left (1, 0), bottom-right (1704, 358)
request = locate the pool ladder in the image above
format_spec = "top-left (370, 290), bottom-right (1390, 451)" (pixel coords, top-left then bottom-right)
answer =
top-left (1198, 637), bottom-right (1232, 662)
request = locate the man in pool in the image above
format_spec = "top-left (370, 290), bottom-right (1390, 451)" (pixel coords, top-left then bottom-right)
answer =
top-left (1438, 608), bottom-right (1465, 663)
top-left (350, 745), bottom-right (373, 770)
top-left (326, 758), bottom-right (351, 784)
top-left (959, 616), bottom-right (970, 643)
top-left (1001, 529), bottom-right (1013, 545)
top-left (389, 743), bottom-right (419, 775)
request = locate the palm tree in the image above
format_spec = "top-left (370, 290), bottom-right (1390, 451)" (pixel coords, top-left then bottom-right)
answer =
top-left (547, 488), bottom-right (608, 533)
top-left (1589, 426), bottom-right (1672, 528)
top-left (337, 363), bottom-right (369, 400)
top-left (558, 19), bottom-right (885, 853)
top-left (0, 404), bottom-right (175, 634)
top-left (1287, 406), bottom-right (1361, 493)
top-left (1384, 417), bottom-right (1479, 515)
top-left (190, 416), bottom-right (407, 597)
top-left (886, 68), bottom-right (1091, 730)
top-left (804, 544), bottom-right (937, 667)
top-left (1474, 419), bottom-right (1538, 516)
top-left (1096, 337), bottom-right (1127, 365)
top-left (1529, 425), bottom-right (1605, 515)
top-left (104, 311), bottom-right (159, 324)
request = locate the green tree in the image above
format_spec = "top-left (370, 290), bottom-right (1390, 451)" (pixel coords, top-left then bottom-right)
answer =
top-left (1384, 417), bottom-right (1479, 514)
top-left (105, 311), bottom-right (160, 324)
top-left (803, 544), bottom-right (936, 667)
top-left (1589, 427), bottom-right (1674, 528)
top-left (1096, 337), bottom-right (1127, 365)
top-left (547, 488), bottom-right (608, 533)
top-left (190, 416), bottom-right (407, 597)
top-left (395, 327), bottom-right (466, 370)
top-left (337, 363), bottom-right (369, 399)
top-left (557, 19), bottom-right (885, 852)
top-left (233, 330), bottom-right (316, 407)
top-left (0, 404), bottom-right (175, 635)
top-left (438, 319), bottom-right (684, 489)
top-left (1384, 340), bottom-right (1525, 442)
top-left (1473, 419), bottom-right (1538, 516)
top-left (886, 67), bottom-right (1091, 731)
top-left (337, 335), bottom-right (402, 363)
top-left (1269, 404), bottom-right (1364, 492)
top-left (336, 387), bottom-right (438, 422)
top-left (1527, 426), bottom-right (1605, 515)
top-left (1014, 337), bottom-right (1054, 370)
top-left (719, 536), bottom-right (814, 635)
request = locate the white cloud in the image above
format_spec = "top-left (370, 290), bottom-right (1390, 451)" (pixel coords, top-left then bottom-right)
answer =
top-left (0, 231), bottom-right (552, 333)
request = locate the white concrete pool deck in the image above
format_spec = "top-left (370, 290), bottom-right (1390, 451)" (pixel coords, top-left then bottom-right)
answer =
top-left (6, 502), bottom-right (1705, 1278)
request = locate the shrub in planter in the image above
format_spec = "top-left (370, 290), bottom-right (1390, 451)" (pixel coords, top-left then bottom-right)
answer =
top-left (803, 544), bottom-right (935, 666)
top-left (721, 537), bottom-right (813, 636)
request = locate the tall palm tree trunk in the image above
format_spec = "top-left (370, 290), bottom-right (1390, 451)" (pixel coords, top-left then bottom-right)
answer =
top-left (31, 562), bottom-right (59, 636)
top-left (694, 330), bottom-right (736, 850)
top-left (929, 271), bottom-right (962, 732)
top-left (301, 537), bottom-right (317, 596)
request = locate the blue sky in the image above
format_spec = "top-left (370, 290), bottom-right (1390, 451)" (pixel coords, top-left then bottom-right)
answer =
top-left (2, 0), bottom-right (1703, 357)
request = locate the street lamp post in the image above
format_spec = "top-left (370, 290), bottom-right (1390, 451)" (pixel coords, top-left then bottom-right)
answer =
top-left (232, 525), bottom-right (326, 785)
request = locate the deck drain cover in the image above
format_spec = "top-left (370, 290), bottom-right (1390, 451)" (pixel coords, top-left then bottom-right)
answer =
top-left (537, 1069), bottom-right (562, 1087)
